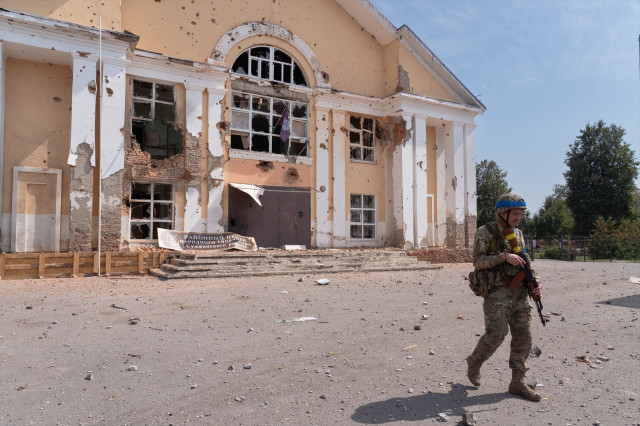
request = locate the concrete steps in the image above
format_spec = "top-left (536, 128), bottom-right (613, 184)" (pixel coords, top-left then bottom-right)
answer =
top-left (150, 249), bottom-right (439, 279)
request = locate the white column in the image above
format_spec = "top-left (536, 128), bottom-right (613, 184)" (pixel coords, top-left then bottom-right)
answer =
top-left (435, 124), bottom-right (447, 245)
top-left (207, 88), bottom-right (226, 233)
top-left (183, 84), bottom-right (205, 232)
top-left (68, 53), bottom-right (98, 166)
top-left (413, 116), bottom-right (428, 247)
top-left (100, 58), bottom-right (128, 180)
top-left (314, 107), bottom-right (331, 247)
top-left (464, 124), bottom-right (477, 218)
top-left (443, 121), bottom-right (465, 247)
top-left (391, 115), bottom-right (414, 248)
top-left (332, 110), bottom-right (347, 247)
top-left (0, 41), bottom-right (6, 251)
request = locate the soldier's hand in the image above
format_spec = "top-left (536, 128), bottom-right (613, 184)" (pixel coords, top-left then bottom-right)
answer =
top-left (531, 282), bottom-right (542, 297)
top-left (505, 253), bottom-right (525, 267)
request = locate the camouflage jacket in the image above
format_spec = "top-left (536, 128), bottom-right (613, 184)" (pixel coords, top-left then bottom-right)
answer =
top-left (472, 220), bottom-right (539, 283)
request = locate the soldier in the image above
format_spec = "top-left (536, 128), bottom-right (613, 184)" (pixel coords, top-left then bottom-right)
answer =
top-left (466, 193), bottom-right (543, 401)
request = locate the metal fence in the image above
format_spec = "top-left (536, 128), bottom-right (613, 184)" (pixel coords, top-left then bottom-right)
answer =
top-left (524, 235), bottom-right (640, 262)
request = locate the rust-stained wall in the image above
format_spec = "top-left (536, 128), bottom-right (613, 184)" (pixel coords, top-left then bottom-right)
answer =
top-left (2, 0), bottom-right (122, 30)
top-left (2, 58), bottom-right (72, 217)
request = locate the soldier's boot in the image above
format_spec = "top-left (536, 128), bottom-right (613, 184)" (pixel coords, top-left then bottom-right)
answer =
top-left (466, 356), bottom-right (483, 386)
top-left (508, 369), bottom-right (541, 401)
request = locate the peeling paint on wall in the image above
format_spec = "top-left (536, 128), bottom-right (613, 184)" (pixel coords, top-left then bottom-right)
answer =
top-left (396, 65), bottom-right (410, 93)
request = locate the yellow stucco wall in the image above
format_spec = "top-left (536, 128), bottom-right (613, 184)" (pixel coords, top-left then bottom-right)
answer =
top-left (398, 45), bottom-right (457, 103)
top-left (2, 58), bottom-right (72, 216)
top-left (226, 159), bottom-right (312, 189)
top-left (2, 0), bottom-right (122, 30)
top-left (120, 0), bottom-right (388, 97)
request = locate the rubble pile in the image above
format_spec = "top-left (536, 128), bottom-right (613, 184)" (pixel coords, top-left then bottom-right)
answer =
top-left (408, 248), bottom-right (472, 263)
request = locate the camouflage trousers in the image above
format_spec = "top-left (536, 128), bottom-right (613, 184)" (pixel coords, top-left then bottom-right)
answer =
top-left (469, 285), bottom-right (533, 372)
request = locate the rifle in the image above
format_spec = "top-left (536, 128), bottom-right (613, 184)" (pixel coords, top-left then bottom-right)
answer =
top-left (501, 227), bottom-right (547, 327)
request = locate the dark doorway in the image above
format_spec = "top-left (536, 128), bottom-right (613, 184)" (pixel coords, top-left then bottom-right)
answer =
top-left (228, 186), bottom-right (311, 248)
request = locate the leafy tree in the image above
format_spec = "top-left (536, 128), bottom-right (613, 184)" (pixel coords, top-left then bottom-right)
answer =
top-left (564, 121), bottom-right (639, 234)
top-left (517, 209), bottom-right (535, 235)
top-left (533, 193), bottom-right (574, 237)
top-left (476, 159), bottom-right (511, 226)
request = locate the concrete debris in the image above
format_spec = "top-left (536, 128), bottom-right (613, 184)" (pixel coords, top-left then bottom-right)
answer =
top-left (437, 412), bottom-right (450, 422)
top-left (275, 317), bottom-right (317, 323)
top-left (462, 412), bottom-right (477, 425)
top-left (316, 278), bottom-right (330, 285)
top-left (530, 346), bottom-right (542, 357)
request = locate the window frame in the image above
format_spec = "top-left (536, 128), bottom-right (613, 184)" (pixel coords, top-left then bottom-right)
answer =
top-left (232, 45), bottom-right (308, 86)
top-left (230, 90), bottom-right (310, 158)
top-left (129, 182), bottom-right (174, 241)
top-left (349, 115), bottom-right (376, 163)
top-left (131, 78), bottom-right (181, 159)
top-left (349, 194), bottom-right (376, 240)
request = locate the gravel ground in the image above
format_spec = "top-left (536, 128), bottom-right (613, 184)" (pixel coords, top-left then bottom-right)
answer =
top-left (1, 259), bottom-right (639, 425)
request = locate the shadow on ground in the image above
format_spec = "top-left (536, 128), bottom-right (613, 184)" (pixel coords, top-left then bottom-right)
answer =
top-left (351, 384), bottom-right (516, 423)
top-left (597, 294), bottom-right (640, 310)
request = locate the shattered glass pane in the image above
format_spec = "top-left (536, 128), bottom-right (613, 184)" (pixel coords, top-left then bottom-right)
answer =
top-left (363, 148), bottom-right (375, 162)
top-left (155, 84), bottom-right (174, 103)
top-left (350, 225), bottom-right (362, 239)
top-left (154, 184), bottom-right (172, 201)
top-left (350, 146), bottom-right (361, 161)
top-left (292, 103), bottom-right (307, 118)
top-left (251, 134), bottom-right (269, 152)
top-left (131, 183), bottom-right (151, 200)
top-left (282, 64), bottom-right (291, 83)
top-left (251, 46), bottom-right (270, 59)
top-left (363, 210), bottom-right (375, 224)
top-left (131, 223), bottom-right (150, 239)
top-left (133, 80), bottom-right (153, 99)
top-left (350, 194), bottom-right (362, 208)
top-left (231, 111), bottom-right (250, 130)
top-left (273, 49), bottom-right (291, 63)
top-left (350, 116), bottom-right (361, 130)
top-left (133, 102), bottom-right (151, 119)
top-left (363, 225), bottom-right (375, 239)
top-left (252, 113), bottom-right (270, 133)
top-left (291, 120), bottom-right (306, 138)
top-left (233, 93), bottom-right (250, 109)
top-left (273, 137), bottom-right (286, 155)
top-left (252, 96), bottom-right (270, 113)
top-left (272, 100), bottom-right (286, 114)
top-left (293, 64), bottom-right (307, 86)
top-left (250, 58), bottom-right (259, 77)
top-left (153, 203), bottom-right (172, 220)
top-left (131, 202), bottom-right (151, 219)
top-left (232, 52), bottom-right (249, 75)
top-left (290, 140), bottom-right (307, 156)
top-left (156, 103), bottom-right (175, 124)
top-left (349, 131), bottom-right (361, 144)
top-left (153, 222), bottom-right (173, 239)
top-left (260, 59), bottom-right (269, 79)
top-left (274, 62), bottom-right (282, 82)
top-left (363, 131), bottom-right (373, 147)
top-left (363, 118), bottom-right (374, 131)
top-left (363, 195), bottom-right (375, 209)
top-left (350, 210), bottom-right (362, 223)
top-left (231, 133), bottom-right (250, 150)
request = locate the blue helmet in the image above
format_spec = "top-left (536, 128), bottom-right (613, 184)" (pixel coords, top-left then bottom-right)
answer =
top-left (495, 193), bottom-right (527, 214)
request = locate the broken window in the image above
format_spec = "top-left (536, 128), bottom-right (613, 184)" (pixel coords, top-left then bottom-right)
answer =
top-left (232, 46), bottom-right (307, 86)
top-left (130, 182), bottom-right (173, 240)
top-left (131, 79), bottom-right (183, 159)
top-left (350, 194), bottom-right (376, 240)
top-left (230, 91), bottom-right (309, 157)
top-left (349, 115), bottom-right (376, 163)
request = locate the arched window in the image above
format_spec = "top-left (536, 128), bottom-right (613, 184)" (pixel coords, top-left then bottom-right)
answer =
top-left (232, 46), bottom-right (307, 86)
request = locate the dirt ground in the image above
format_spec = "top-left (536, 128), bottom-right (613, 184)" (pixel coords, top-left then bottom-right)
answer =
top-left (1, 259), bottom-right (639, 425)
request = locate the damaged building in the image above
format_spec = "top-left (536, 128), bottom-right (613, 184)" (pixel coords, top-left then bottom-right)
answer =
top-left (0, 0), bottom-right (485, 253)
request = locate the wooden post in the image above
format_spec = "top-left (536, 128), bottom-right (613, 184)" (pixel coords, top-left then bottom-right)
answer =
top-left (105, 252), bottom-right (112, 276)
top-left (38, 253), bottom-right (46, 279)
top-left (138, 252), bottom-right (145, 274)
top-left (0, 253), bottom-right (5, 280)
top-left (93, 252), bottom-right (99, 274)
top-left (72, 252), bottom-right (80, 278)
top-left (159, 251), bottom-right (166, 265)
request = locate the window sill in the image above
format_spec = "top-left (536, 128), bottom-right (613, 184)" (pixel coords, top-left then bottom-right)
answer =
top-left (230, 150), bottom-right (313, 165)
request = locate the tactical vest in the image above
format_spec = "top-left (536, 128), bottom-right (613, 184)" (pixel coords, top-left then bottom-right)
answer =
top-left (482, 221), bottom-right (521, 285)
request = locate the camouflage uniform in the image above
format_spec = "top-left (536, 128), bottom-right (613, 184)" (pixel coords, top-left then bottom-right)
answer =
top-left (469, 220), bottom-right (536, 372)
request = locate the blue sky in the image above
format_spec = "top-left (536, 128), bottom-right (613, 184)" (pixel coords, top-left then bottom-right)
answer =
top-left (371, 0), bottom-right (640, 213)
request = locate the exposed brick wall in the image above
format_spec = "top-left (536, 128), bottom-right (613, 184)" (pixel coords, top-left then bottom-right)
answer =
top-left (100, 170), bottom-right (124, 252)
top-left (68, 143), bottom-right (94, 252)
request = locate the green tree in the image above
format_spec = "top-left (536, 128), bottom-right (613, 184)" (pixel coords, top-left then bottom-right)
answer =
top-left (564, 121), bottom-right (639, 234)
top-left (476, 159), bottom-right (511, 226)
top-left (533, 193), bottom-right (574, 237)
